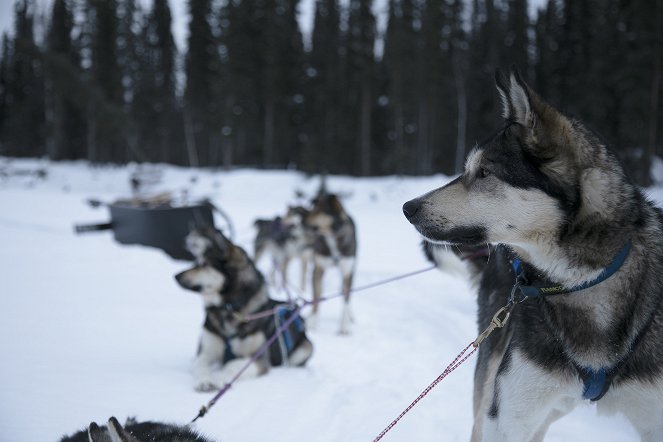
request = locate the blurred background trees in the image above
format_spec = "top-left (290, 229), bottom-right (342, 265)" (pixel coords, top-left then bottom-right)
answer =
top-left (0, 0), bottom-right (661, 184)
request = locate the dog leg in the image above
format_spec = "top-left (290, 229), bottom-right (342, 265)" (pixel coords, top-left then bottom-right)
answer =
top-left (608, 379), bottom-right (663, 442)
top-left (481, 350), bottom-right (579, 442)
top-left (220, 357), bottom-right (268, 381)
top-left (338, 268), bottom-right (354, 335)
top-left (280, 256), bottom-right (291, 290)
top-left (300, 256), bottom-right (308, 292)
top-left (472, 348), bottom-right (506, 442)
top-left (192, 329), bottom-right (227, 392)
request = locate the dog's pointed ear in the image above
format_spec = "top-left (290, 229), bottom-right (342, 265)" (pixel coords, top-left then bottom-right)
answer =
top-left (212, 228), bottom-right (232, 254)
top-left (87, 422), bottom-right (108, 442)
top-left (495, 68), bottom-right (535, 129)
top-left (107, 417), bottom-right (141, 442)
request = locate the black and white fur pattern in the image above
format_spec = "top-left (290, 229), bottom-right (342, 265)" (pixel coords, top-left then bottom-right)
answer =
top-left (176, 226), bottom-right (313, 392)
top-left (305, 193), bottom-right (357, 335)
top-left (253, 206), bottom-right (313, 291)
top-left (60, 416), bottom-right (214, 442)
top-left (404, 69), bottom-right (663, 441)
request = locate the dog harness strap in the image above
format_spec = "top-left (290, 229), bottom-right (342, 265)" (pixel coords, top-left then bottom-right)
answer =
top-left (512, 240), bottom-right (632, 299)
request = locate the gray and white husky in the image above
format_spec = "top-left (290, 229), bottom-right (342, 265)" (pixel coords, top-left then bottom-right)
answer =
top-left (175, 226), bottom-right (313, 392)
top-left (305, 192), bottom-right (357, 335)
top-left (404, 69), bottom-right (663, 441)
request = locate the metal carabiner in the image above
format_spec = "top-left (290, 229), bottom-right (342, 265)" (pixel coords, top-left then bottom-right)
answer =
top-left (473, 306), bottom-right (512, 348)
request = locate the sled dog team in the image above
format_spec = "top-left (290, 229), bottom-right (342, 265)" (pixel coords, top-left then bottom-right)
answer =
top-left (62, 70), bottom-right (663, 441)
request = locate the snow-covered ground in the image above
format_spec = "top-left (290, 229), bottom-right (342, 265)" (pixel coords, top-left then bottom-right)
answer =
top-left (1, 158), bottom-right (661, 441)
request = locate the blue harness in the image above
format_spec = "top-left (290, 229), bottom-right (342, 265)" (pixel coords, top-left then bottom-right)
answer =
top-left (510, 241), bottom-right (632, 401)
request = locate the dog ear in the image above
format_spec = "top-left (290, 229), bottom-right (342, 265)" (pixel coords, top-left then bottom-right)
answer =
top-left (107, 417), bottom-right (141, 442)
top-left (495, 68), bottom-right (535, 129)
top-left (87, 422), bottom-right (110, 442)
top-left (211, 229), bottom-right (232, 255)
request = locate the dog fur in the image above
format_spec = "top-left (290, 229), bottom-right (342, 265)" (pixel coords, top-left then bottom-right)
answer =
top-left (253, 206), bottom-right (313, 291)
top-left (305, 192), bottom-right (357, 334)
top-left (60, 416), bottom-right (214, 442)
top-left (175, 226), bottom-right (313, 392)
top-left (405, 69), bottom-right (663, 441)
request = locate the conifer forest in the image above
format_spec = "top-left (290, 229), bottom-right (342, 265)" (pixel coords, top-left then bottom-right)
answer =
top-left (0, 0), bottom-right (661, 184)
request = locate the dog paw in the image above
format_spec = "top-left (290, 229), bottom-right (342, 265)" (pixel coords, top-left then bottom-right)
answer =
top-left (194, 381), bottom-right (219, 393)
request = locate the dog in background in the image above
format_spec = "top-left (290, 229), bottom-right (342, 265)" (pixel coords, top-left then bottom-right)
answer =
top-left (305, 192), bottom-right (357, 335)
top-left (253, 206), bottom-right (313, 291)
top-left (176, 226), bottom-right (313, 392)
top-left (403, 69), bottom-right (663, 441)
top-left (59, 416), bottom-right (214, 442)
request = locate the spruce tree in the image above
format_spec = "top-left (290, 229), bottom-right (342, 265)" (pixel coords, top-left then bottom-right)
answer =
top-left (45, 0), bottom-right (85, 160)
top-left (133, 0), bottom-right (180, 164)
top-left (4, 0), bottom-right (45, 158)
top-left (347, 0), bottom-right (376, 175)
top-left (184, 0), bottom-right (221, 166)
top-left (305, 0), bottom-right (342, 172)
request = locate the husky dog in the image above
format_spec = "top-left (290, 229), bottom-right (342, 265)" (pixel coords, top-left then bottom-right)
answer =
top-left (175, 226), bottom-right (314, 392)
top-left (253, 206), bottom-right (313, 291)
top-left (305, 192), bottom-right (357, 334)
top-left (60, 416), bottom-right (213, 442)
top-left (403, 69), bottom-right (663, 441)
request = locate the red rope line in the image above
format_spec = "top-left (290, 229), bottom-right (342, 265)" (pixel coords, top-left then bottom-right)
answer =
top-left (371, 342), bottom-right (478, 442)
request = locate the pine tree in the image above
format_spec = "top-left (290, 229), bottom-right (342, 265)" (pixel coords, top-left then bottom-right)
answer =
top-left (534, 0), bottom-right (562, 103)
top-left (449, 0), bottom-right (469, 173)
top-left (184, 0), bottom-right (221, 166)
top-left (467, 0), bottom-right (506, 146)
top-left (0, 33), bottom-right (12, 153)
top-left (45, 0), bottom-right (85, 160)
top-left (133, 0), bottom-right (181, 164)
top-left (505, 0), bottom-right (529, 74)
top-left (383, 0), bottom-right (418, 174)
top-left (220, 0), bottom-right (261, 166)
top-left (82, 0), bottom-right (125, 163)
top-left (347, 0), bottom-right (376, 175)
top-left (305, 0), bottom-right (342, 172)
top-left (4, 0), bottom-right (45, 157)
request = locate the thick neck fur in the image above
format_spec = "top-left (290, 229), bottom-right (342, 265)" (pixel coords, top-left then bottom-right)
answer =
top-left (511, 123), bottom-right (642, 287)
top-left (220, 246), bottom-right (266, 311)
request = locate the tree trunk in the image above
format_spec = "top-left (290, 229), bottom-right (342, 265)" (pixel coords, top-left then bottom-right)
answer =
top-left (86, 102), bottom-right (97, 163)
top-left (454, 54), bottom-right (467, 175)
top-left (360, 77), bottom-right (372, 176)
top-left (647, 0), bottom-right (662, 181)
top-left (183, 108), bottom-right (199, 167)
top-left (263, 96), bottom-right (275, 167)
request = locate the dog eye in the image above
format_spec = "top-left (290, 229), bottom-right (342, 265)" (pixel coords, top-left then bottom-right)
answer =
top-left (479, 168), bottom-right (491, 178)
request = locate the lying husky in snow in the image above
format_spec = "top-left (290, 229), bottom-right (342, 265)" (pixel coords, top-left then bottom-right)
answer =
top-left (404, 69), bottom-right (663, 441)
top-left (59, 416), bottom-right (214, 442)
top-left (305, 192), bottom-right (357, 334)
top-left (176, 226), bottom-right (313, 392)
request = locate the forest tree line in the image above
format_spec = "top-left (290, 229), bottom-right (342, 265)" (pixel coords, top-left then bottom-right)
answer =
top-left (0, 0), bottom-right (661, 184)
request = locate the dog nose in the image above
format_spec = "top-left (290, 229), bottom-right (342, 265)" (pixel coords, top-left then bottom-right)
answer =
top-left (402, 199), bottom-right (421, 220)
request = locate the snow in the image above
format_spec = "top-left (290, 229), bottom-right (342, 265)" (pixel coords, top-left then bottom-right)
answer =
top-left (1, 157), bottom-right (661, 441)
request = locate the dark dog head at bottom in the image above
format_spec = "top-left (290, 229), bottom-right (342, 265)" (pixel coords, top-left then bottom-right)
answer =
top-left (60, 416), bottom-right (215, 442)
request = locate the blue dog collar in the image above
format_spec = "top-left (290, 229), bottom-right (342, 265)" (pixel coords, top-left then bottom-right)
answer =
top-left (511, 240), bottom-right (632, 299)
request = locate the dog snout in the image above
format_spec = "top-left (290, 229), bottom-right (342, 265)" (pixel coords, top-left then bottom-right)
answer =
top-left (402, 199), bottom-right (422, 221)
